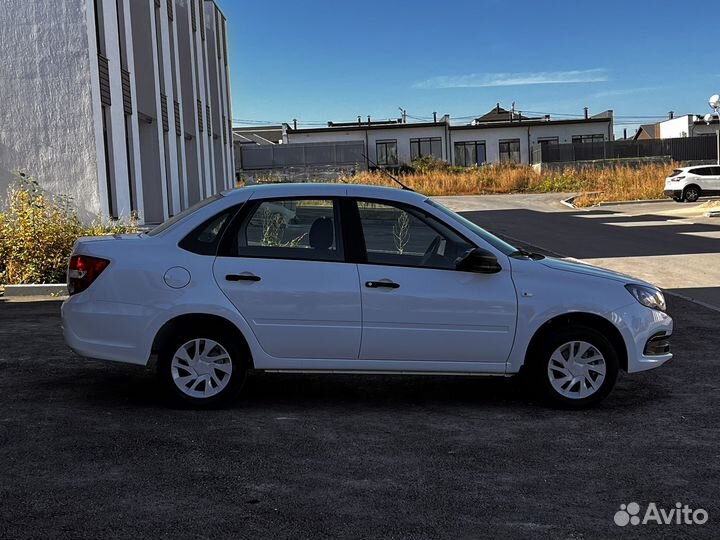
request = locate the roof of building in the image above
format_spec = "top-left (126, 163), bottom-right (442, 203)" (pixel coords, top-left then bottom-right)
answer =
top-left (633, 124), bottom-right (657, 139)
top-left (285, 120), bottom-right (450, 134)
top-left (284, 110), bottom-right (613, 135)
top-left (452, 116), bottom-right (612, 130)
top-left (232, 126), bottom-right (283, 145)
top-left (474, 104), bottom-right (533, 123)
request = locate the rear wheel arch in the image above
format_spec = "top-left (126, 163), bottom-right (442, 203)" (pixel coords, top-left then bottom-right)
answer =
top-left (151, 313), bottom-right (254, 369)
top-left (524, 312), bottom-right (628, 372)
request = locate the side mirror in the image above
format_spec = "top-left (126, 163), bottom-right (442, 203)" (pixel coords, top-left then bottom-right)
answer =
top-left (456, 247), bottom-right (502, 274)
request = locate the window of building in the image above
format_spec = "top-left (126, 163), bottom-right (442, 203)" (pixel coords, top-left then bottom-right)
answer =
top-left (454, 141), bottom-right (487, 167)
top-left (410, 138), bottom-right (443, 161)
top-left (233, 199), bottom-right (343, 262)
top-left (376, 140), bottom-right (398, 166)
top-left (499, 139), bottom-right (521, 163)
top-left (572, 134), bottom-right (604, 144)
top-left (537, 137), bottom-right (559, 146)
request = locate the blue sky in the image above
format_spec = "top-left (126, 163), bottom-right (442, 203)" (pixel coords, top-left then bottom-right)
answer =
top-left (216, 0), bottom-right (717, 136)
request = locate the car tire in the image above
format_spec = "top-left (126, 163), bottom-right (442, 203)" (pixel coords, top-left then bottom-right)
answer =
top-left (530, 325), bottom-right (619, 409)
top-left (158, 325), bottom-right (247, 408)
top-left (683, 185), bottom-right (701, 203)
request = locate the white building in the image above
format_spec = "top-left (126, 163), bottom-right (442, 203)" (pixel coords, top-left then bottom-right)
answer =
top-left (283, 106), bottom-right (614, 168)
top-left (0, 0), bottom-right (234, 224)
top-left (657, 114), bottom-right (718, 139)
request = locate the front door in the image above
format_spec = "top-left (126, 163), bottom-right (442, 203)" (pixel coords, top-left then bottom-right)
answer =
top-left (213, 197), bottom-right (361, 360)
top-left (353, 199), bottom-right (517, 369)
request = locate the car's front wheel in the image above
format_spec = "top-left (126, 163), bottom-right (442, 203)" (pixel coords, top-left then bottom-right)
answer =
top-left (158, 328), bottom-right (247, 407)
top-left (532, 326), bottom-right (619, 408)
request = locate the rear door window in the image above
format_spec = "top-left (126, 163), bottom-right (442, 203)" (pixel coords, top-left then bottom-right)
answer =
top-left (229, 199), bottom-right (344, 262)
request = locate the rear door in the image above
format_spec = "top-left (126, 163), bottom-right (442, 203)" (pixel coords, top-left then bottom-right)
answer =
top-left (350, 198), bottom-right (517, 370)
top-left (213, 197), bottom-right (362, 360)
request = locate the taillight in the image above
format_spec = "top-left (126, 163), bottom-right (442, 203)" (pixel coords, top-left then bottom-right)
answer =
top-left (671, 176), bottom-right (685, 182)
top-left (67, 255), bottom-right (110, 296)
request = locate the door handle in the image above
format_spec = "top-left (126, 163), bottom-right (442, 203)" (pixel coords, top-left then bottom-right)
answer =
top-left (365, 280), bottom-right (399, 289)
top-left (226, 273), bottom-right (261, 282)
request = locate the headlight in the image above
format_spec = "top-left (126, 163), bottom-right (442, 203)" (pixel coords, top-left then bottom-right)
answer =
top-left (625, 284), bottom-right (666, 312)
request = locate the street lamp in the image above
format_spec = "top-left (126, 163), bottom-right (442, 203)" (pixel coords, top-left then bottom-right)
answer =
top-left (708, 94), bottom-right (720, 165)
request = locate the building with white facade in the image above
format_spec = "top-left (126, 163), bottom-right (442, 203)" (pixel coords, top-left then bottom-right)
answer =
top-left (657, 114), bottom-right (718, 139)
top-left (0, 0), bottom-right (234, 224)
top-left (281, 106), bottom-right (614, 168)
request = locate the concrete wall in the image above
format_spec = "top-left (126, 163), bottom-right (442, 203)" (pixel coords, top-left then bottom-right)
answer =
top-left (0, 0), bottom-right (101, 220)
top-left (0, 0), bottom-right (234, 225)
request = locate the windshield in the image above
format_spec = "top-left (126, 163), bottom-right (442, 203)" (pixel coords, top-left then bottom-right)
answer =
top-left (424, 198), bottom-right (517, 256)
top-left (146, 193), bottom-right (224, 236)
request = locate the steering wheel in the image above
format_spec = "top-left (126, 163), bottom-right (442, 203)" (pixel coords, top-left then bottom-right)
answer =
top-left (419, 235), bottom-right (442, 266)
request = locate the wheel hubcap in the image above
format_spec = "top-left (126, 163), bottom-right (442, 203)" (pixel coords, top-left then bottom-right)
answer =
top-left (171, 339), bottom-right (232, 398)
top-left (547, 341), bottom-right (606, 399)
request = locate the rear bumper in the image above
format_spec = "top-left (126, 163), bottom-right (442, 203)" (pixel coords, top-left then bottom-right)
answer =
top-left (664, 189), bottom-right (681, 198)
top-left (61, 296), bottom-right (154, 365)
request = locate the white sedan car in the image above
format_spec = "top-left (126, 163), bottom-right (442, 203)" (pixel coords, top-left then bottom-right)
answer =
top-left (62, 184), bottom-right (672, 408)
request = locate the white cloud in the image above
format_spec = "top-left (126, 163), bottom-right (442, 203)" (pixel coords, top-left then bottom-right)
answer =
top-left (414, 69), bottom-right (609, 89)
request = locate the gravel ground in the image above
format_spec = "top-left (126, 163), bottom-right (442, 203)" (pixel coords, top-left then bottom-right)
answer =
top-left (0, 296), bottom-right (718, 539)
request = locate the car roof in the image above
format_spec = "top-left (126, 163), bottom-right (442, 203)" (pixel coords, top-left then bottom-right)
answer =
top-left (684, 165), bottom-right (715, 170)
top-left (223, 182), bottom-right (427, 204)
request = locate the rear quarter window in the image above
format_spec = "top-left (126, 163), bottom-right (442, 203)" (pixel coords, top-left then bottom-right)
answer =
top-left (178, 205), bottom-right (240, 255)
top-left (147, 194), bottom-right (224, 237)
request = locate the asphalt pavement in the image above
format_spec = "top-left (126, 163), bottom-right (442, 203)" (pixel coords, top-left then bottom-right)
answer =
top-left (0, 293), bottom-right (718, 539)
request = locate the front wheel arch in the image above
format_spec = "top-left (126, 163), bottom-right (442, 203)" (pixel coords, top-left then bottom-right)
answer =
top-left (151, 313), bottom-right (254, 369)
top-left (524, 312), bottom-right (628, 372)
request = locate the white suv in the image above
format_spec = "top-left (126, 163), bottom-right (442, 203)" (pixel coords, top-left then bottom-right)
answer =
top-left (664, 165), bottom-right (720, 202)
top-left (61, 183), bottom-right (673, 408)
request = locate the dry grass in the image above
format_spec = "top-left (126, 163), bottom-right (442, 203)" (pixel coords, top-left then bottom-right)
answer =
top-left (340, 162), bottom-right (670, 207)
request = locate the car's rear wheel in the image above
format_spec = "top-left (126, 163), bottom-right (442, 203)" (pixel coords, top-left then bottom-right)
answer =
top-left (531, 326), bottom-right (618, 408)
top-left (683, 185), bottom-right (701, 202)
top-left (158, 328), bottom-right (247, 407)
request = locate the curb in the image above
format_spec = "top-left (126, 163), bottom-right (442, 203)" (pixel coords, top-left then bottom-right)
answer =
top-left (561, 195), bottom-right (670, 209)
top-left (3, 284), bottom-right (68, 298)
top-left (595, 198), bottom-right (668, 207)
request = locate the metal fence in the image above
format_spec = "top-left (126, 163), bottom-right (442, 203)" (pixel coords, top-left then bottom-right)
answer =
top-left (532, 135), bottom-right (718, 164)
top-left (237, 141), bottom-right (366, 171)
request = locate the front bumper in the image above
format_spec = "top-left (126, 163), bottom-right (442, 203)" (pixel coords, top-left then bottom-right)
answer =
top-left (612, 301), bottom-right (673, 373)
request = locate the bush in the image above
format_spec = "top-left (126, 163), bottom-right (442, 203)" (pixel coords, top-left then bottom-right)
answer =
top-left (0, 173), bottom-right (138, 285)
top-left (410, 156), bottom-right (451, 174)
